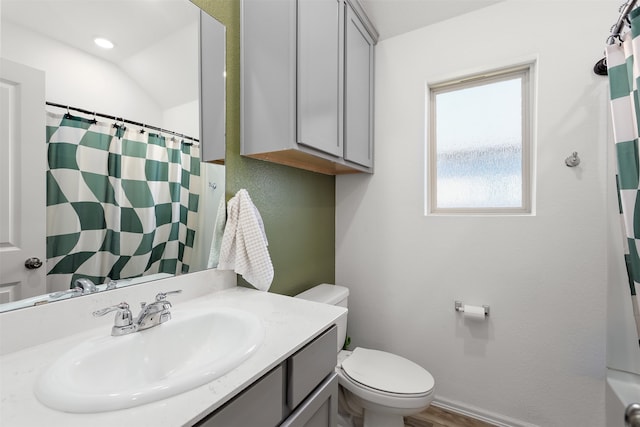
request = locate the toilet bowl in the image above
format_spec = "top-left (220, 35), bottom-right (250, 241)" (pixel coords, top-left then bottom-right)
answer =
top-left (295, 284), bottom-right (435, 427)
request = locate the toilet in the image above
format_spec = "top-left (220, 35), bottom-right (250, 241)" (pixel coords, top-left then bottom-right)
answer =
top-left (295, 284), bottom-right (435, 427)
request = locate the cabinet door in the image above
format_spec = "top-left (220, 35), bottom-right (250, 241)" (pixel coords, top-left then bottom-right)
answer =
top-left (195, 365), bottom-right (284, 427)
top-left (280, 373), bottom-right (338, 427)
top-left (297, 0), bottom-right (342, 157)
top-left (343, 2), bottom-right (373, 168)
top-left (200, 10), bottom-right (226, 163)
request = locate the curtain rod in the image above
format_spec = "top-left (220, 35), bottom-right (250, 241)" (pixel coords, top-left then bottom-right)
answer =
top-left (46, 101), bottom-right (200, 144)
top-left (594, 0), bottom-right (638, 76)
top-left (609, 0), bottom-right (638, 45)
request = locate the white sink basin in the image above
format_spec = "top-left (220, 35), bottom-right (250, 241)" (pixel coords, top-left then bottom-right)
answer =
top-left (35, 307), bottom-right (264, 413)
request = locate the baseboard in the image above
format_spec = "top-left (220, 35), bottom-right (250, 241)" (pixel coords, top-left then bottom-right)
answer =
top-left (431, 396), bottom-right (539, 427)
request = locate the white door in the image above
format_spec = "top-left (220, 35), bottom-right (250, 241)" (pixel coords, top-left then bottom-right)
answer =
top-left (0, 58), bottom-right (46, 302)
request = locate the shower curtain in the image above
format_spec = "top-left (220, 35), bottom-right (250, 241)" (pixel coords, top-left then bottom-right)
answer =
top-left (606, 9), bottom-right (640, 344)
top-left (45, 112), bottom-right (201, 290)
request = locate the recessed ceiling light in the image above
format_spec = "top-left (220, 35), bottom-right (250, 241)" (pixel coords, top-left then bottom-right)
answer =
top-left (94, 37), bottom-right (114, 49)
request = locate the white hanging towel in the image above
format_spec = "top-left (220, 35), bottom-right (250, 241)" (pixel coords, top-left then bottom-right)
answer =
top-left (207, 196), bottom-right (227, 268)
top-left (218, 189), bottom-right (274, 291)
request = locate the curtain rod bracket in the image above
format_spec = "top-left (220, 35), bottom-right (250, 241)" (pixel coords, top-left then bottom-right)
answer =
top-left (594, 0), bottom-right (638, 76)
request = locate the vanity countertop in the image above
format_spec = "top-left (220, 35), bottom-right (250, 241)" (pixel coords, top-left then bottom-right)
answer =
top-left (0, 286), bottom-right (346, 426)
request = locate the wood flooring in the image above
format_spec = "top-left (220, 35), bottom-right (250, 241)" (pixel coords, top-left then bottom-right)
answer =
top-left (405, 405), bottom-right (496, 427)
top-left (338, 386), bottom-right (495, 427)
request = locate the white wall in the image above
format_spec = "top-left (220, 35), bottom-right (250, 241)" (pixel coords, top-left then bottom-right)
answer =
top-left (1, 21), bottom-right (163, 125)
top-left (336, 2), bottom-right (619, 426)
top-left (164, 99), bottom-right (200, 138)
top-left (122, 20), bottom-right (199, 112)
top-left (2, 20), bottom-right (199, 133)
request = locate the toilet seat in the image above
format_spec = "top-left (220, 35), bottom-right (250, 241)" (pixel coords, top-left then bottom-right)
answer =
top-left (341, 347), bottom-right (434, 396)
top-left (336, 347), bottom-right (435, 411)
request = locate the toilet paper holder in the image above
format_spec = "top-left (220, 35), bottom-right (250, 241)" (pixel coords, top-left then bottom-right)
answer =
top-left (455, 301), bottom-right (490, 317)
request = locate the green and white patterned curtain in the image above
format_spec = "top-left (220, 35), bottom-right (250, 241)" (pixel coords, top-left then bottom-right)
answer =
top-left (46, 112), bottom-right (200, 290)
top-left (606, 10), bottom-right (640, 345)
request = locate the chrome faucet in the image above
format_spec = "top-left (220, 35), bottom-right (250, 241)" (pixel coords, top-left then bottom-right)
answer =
top-left (74, 278), bottom-right (98, 294)
top-left (93, 290), bottom-right (182, 336)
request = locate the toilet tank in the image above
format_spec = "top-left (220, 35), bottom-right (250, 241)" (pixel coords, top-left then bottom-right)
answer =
top-left (295, 284), bottom-right (348, 352)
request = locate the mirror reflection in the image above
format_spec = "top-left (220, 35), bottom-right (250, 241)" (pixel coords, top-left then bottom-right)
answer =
top-left (0, 0), bottom-right (226, 312)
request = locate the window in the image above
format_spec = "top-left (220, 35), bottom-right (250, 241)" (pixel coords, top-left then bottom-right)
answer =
top-left (427, 65), bottom-right (532, 214)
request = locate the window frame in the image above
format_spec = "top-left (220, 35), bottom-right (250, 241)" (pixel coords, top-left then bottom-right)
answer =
top-left (427, 64), bottom-right (533, 215)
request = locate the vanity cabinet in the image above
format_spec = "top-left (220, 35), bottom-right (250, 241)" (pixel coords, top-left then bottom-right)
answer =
top-left (241, 0), bottom-right (377, 175)
top-left (193, 325), bottom-right (338, 426)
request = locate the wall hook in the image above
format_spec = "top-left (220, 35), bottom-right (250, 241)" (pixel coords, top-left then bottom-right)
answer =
top-left (565, 151), bottom-right (580, 167)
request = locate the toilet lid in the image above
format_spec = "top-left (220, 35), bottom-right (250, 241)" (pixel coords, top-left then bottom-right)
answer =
top-left (341, 347), bottom-right (435, 395)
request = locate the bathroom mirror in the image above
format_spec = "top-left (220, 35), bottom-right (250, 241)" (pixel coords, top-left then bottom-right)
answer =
top-left (0, 0), bottom-right (226, 312)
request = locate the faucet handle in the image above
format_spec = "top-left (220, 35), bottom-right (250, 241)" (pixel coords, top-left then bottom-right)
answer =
top-left (93, 302), bottom-right (130, 317)
top-left (155, 289), bottom-right (182, 302)
top-left (93, 302), bottom-right (137, 336)
top-left (104, 277), bottom-right (118, 290)
top-left (50, 287), bottom-right (83, 300)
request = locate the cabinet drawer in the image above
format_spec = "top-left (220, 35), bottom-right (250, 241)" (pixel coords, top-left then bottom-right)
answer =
top-left (280, 373), bottom-right (338, 427)
top-left (287, 325), bottom-right (337, 409)
top-left (196, 364), bottom-right (284, 427)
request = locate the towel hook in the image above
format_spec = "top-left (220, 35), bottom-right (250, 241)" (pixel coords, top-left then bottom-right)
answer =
top-left (565, 151), bottom-right (580, 167)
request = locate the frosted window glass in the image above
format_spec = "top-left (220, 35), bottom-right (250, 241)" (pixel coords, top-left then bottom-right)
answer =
top-left (434, 77), bottom-right (523, 209)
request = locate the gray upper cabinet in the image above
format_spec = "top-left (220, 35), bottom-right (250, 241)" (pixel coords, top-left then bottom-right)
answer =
top-left (297, 0), bottom-right (341, 158)
top-left (344, 1), bottom-right (374, 168)
top-left (200, 10), bottom-right (226, 164)
top-left (241, 0), bottom-right (377, 175)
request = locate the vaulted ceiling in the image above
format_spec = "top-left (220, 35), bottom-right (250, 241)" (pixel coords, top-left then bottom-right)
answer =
top-left (360, 0), bottom-right (504, 40)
